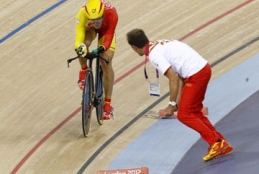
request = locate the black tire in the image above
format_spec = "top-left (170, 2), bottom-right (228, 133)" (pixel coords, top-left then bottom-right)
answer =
top-left (82, 70), bottom-right (94, 137)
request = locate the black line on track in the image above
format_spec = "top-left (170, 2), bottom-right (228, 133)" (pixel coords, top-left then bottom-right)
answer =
top-left (77, 93), bottom-right (169, 174)
top-left (77, 36), bottom-right (259, 173)
top-left (211, 36), bottom-right (259, 67)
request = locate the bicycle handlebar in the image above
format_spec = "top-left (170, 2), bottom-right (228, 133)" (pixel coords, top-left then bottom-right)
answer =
top-left (85, 53), bottom-right (110, 64)
top-left (67, 52), bottom-right (109, 68)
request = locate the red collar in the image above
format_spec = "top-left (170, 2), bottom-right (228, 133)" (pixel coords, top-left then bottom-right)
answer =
top-left (144, 42), bottom-right (149, 56)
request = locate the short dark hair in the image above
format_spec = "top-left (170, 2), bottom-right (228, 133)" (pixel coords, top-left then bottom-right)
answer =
top-left (126, 29), bottom-right (149, 48)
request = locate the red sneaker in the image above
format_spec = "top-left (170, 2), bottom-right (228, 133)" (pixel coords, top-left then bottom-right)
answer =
top-left (216, 143), bottom-right (233, 158)
top-left (203, 139), bottom-right (230, 162)
top-left (78, 69), bottom-right (86, 90)
top-left (102, 103), bottom-right (114, 120)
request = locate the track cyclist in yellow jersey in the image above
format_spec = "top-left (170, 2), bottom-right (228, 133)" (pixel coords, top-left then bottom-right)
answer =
top-left (74, 0), bottom-right (118, 120)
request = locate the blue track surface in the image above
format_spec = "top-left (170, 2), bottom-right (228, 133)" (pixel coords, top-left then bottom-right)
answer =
top-left (107, 54), bottom-right (259, 174)
top-left (172, 89), bottom-right (259, 174)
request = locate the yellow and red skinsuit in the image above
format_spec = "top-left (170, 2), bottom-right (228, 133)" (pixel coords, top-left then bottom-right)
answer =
top-left (75, 0), bottom-right (118, 50)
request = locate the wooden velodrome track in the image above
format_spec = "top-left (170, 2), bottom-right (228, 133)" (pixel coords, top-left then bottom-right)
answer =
top-left (1, 0), bottom-right (259, 173)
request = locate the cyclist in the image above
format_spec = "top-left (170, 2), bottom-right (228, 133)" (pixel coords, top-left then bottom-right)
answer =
top-left (74, 0), bottom-right (118, 119)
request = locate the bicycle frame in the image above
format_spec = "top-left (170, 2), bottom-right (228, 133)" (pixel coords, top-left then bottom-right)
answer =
top-left (67, 52), bottom-right (109, 137)
top-left (88, 54), bottom-right (103, 108)
top-left (67, 53), bottom-right (109, 104)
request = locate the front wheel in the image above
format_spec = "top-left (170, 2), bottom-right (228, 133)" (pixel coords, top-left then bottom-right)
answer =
top-left (82, 70), bottom-right (94, 137)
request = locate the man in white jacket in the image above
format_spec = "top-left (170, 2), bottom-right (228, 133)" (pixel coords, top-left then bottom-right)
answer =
top-left (126, 28), bottom-right (233, 162)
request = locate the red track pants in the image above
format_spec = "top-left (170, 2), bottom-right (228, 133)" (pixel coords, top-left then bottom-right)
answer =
top-left (177, 63), bottom-right (224, 146)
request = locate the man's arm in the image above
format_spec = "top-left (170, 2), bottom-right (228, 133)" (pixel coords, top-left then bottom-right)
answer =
top-left (164, 67), bottom-right (179, 102)
top-left (164, 67), bottom-right (179, 111)
top-left (176, 76), bottom-right (184, 104)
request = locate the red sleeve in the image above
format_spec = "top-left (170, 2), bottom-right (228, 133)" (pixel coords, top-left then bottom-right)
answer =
top-left (99, 8), bottom-right (118, 49)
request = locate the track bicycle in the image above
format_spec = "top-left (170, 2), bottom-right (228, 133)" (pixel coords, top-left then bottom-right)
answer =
top-left (67, 52), bottom-right (109, 137)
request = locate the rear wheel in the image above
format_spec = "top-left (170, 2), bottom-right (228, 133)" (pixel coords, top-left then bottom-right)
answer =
top-left (82, 70), bottom-right (94, 137)
top-left (95, 67), bottom-right (104, 125)
top-left (96, 99), bottom-right (103, 125)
